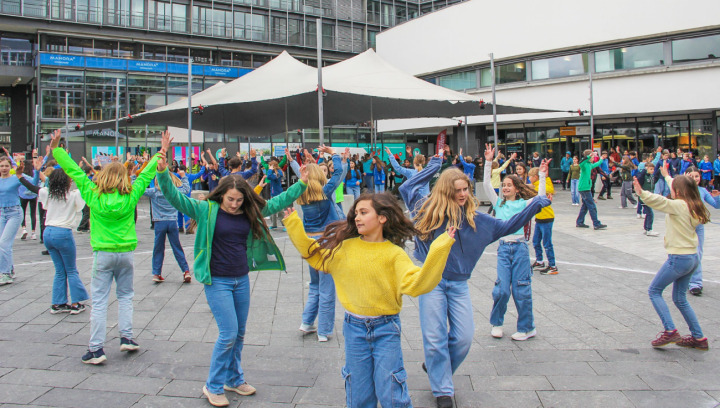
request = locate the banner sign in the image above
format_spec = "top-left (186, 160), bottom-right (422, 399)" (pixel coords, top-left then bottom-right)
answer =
top-left (436, 129), bottom-right (447, 155)
top-left (40, 53), bottom-right (84, 67)
top-left (40, 53), bottom-right (252, 79)
top-left (273, 145), bottom-right (287, 157)
top-left (173, 146), bottom-right (201, 164)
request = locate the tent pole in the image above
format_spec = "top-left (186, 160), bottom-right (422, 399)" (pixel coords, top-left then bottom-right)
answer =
top-left (316, 18), bottom-right (324, 145)
top-left (464, 116), bottom-right (469, 153)
top-left (187, 58), bottom-right (193, 169)
top-left (490, 53), bottom-right (498, 148)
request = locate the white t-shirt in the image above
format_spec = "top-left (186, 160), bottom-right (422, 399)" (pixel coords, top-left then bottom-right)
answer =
top-left (38, 188), bottom-right (85, 229)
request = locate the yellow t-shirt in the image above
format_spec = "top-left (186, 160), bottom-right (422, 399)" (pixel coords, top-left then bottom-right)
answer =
top-left (532, 178), bottom-right (555, 220)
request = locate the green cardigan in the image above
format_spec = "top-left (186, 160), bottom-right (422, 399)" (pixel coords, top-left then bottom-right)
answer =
top-left (157, 168), bottom-right (306, 285)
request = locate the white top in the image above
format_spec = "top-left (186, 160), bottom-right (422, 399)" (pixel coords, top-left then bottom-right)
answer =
top-left (38, 188), bottom-right (85, 229)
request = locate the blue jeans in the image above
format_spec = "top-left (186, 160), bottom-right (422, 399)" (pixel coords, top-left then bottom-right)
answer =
top-left (0, 205), bottom-right (22, 275)
top-left (654, 178), bottom-right (670, 196)
top-left (648, 254), bottom-right (703, 338)
top-left (347, 185), bottom-right (361, 201)
top-left (44, 226), bottom-right (89, 305)
top-left (375, 183), bottom-right (385, 193)
top-left (204, 275), bottom-right (250, 394)
top-left (177, 211), bottom-right (189, 229)
top-left (491, 241), bottom-right (534, 333)
top-left (152, 220), bottom-right (189, 275)
top-left (342, 313), bottom-right (411, 408)
top-left (89, 251), bottom-right (135, 351)
top-left (689, 225), bottom-right (705, 290)
top-left (532, 221), bottom-right (555, 267)
top-left (419, 279), bottom-right (474, 397)
top-left (576, 191), bottom-right (602, 227)
top-left (641, 200), bottom-right (654, 231)
top-left (363, 175), bottom-right (374, 193)
top-left (570, 179), bottom-right (580, 204)
top-left (301, 265), bottom-right (336, 336)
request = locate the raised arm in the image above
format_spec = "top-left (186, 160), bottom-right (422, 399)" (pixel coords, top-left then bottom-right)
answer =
top-left (399, 155), bottom-right (441, 212)
top-left (283, 210), bottom-right (335, 272)
top-left (483, 144), bottom-right (500, 205)
top-left (399, 230), bottom-right (455, 297)
top-left (186, 166), bottom-right (205, 183)
top-left (238, 151), bottom-right (258, 179)
top-left (50, 130), bottom-right (96, 202)
top-left (321, 149), bottom-right (343, 196)
top-left (262, 166), bottom-right (308, 216)
top-left (386, 147), bottom-right (414, 179)
top-left (486, 196), bottom-right (550, 241)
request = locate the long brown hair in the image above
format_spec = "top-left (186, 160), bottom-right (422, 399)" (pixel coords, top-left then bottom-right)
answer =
top-left (414, 168), bottom-right (478, 241)
top-left (672, 176), bottom-right (710, 225)
top-left (206, 175), bottom-right (270, 238)
top-left (499, 175), bottom-right (537, 207)
top-left (307, 193), bottom-right (418, 269)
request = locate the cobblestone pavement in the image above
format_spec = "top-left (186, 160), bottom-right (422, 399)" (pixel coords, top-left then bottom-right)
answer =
top-left (2, 189), bottom-right (720, 408)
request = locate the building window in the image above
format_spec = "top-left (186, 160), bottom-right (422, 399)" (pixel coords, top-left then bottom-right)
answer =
top-left (127, 74), bottom-right (166, 94)
top-left (436, 71), bottom-right (476, 91)
top-left (77, 0), bottom-right (103, 24)
top-left (272, 17), bottom-right (288, 43)
top-left (1, 0), bottom-right (21, 15)
top-left (24, 0), bottom-right (47, 18)
top-left (167, 46), bottom-right (189, 63)
top-left (93, 40), bottom-right (118, 57)
top-left (43, 35), bottom-right (67, 53)
top-left (0, 95), bottom-right (10, 127)
top-left (40, 69), bottom-right (84, 89)
top-left (479, 63), bottom-right (527, 87)
top-left (1, 36), bottom-right (33, 66)
top-left (595, 43), bottom-right (664, 72)
top-left (43, 90), bottom-right (84, 119)
top-left (288, 18), bottom-right (303, 45)
top-left (531, 53), bottom-right (588, 80)
top-left (672, 34), bottom-right (720, 63)
top-left (172, 3), bottom-right (188, 33)
top-left (143, 44), bottom-right (166, 61)
top-left (68, 37), bottom-right (94, 55)
top-left (149, 0), bottom-right (172, 31)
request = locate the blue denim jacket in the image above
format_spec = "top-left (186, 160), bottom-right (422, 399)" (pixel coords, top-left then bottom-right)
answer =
top-left (301, 155), bottom-right (344, 233)
top-left (144, 176), bottom-right (191, 221)
top-left (266, 168), bottom-right (284, 197)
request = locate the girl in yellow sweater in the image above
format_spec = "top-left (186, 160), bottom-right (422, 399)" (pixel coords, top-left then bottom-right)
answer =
top-left (283, 193), bottom-right (455, 408)
top-left (633, 172), bottom-right (710, 350)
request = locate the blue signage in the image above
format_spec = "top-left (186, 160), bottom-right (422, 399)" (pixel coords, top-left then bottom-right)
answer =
top-left (128, 60), bottom-right (166, 73)
top-left (40, 53), bottom-right (84, 67)
top-left (85, 57), bottom-right (128, 70)
top-left (167, 62), bottom-right (204, 75)
top-left (39, 53), bottom-right (251, 78)
top-left (204, 66), bottom-right (238, 78)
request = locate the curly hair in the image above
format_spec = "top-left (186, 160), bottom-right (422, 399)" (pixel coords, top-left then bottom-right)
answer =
top-left (307, 193), bottom-right (418, 269)
top-left (48, 168), bottom-right (71, 201)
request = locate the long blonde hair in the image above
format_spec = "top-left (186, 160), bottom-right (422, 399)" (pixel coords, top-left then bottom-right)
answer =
top-left (297, 163), bottom-right (328, 205)
top-left (154, 172), bottom-right (182, 189)
top-left (414, 168), bottom-right (478, 241)
top-left (93, 162), bottom-right (132, 195)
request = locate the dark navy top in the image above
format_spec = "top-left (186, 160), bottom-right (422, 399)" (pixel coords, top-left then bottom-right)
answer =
top-left (210, 209), bottom-right (250, 277)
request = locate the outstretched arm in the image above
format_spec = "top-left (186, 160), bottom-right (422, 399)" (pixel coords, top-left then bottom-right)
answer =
top-left (486, 196), bottom-right (550, 241)
top-left (399, 155), bottom-right (441, 213)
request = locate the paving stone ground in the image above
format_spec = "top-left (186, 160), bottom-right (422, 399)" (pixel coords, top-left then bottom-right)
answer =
top-left (3, 188), bottom-right (720, 408)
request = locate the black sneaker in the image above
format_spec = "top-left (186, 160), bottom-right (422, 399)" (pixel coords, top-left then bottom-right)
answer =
top-left (50, 304), bottom-right (71, 314)
top-left (82, 349), bottom-right (107, 365)
top-left (69, 304), bottom-right (86, 315)
top-left (576, 224), bottom-right (590, 228)
top-left (42, 250), bottom-right (49, 256)
top-left (598, 196), bottom-right (606, 200)
top-left (436, 396), bottom-right (453, 408)
top-left (689, 287), bottom-right (703, 296)
top-left (422, 362), bottom-right (427, 373)
top-left (594, 224), bottom-right (608, 230)
top-left (539, 265), bottom-right (559, 275)
top-left (120, 337), bottom-right (140, 352)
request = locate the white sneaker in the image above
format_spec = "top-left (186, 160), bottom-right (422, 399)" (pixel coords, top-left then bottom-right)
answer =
top-left (637, 214), bottom-right (643, 219)
top-left (30, 232), bottom-right (37, 240)
top-left (21, 229), bottom-right (27, 240)
top-left (317, 334), bottom-right (329, 342)
top-left (491, 326), bottom-right (503, 338)
top-left (299, 323), bottom-right (317, 333)
top-left (511, 328), bottom-right (537, 341)
top-left (645, 230), bottom-right (659, 237)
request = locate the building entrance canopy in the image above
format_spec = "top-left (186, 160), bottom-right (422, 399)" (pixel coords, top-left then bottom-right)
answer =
top-left (81, 50), bottom-right (552, 136)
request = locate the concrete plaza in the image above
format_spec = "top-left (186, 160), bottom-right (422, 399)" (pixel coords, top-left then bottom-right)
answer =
top-left (1, 189), bottom-right (720, 408)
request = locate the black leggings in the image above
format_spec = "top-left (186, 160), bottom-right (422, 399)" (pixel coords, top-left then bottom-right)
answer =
top-left (20, 198), bottom-right (37, 230)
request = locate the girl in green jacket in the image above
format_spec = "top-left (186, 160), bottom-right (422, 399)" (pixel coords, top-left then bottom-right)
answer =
top-left (50, 129), bottom-right (163, 366)
top-left (155, 134), bottom-right (308, 407)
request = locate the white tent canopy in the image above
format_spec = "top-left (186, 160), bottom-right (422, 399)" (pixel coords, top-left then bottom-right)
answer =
top-left (82, 50), bottom-right (553, 136)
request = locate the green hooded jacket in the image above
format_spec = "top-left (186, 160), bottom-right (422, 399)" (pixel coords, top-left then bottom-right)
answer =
top-left (53, 147), bottom-right (160, 252)
top-left (578, 157), bottom-right (603, 192)
top-left (157, 168), bottom-right (307, 285)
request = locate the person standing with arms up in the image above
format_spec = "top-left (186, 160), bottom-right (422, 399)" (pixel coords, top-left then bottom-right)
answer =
top-left (156, 132), bottom-right (309, 407)
top-left (576, 150), bottom-right (607, 230)
top-left (51, 129), bottom-right (163, 365)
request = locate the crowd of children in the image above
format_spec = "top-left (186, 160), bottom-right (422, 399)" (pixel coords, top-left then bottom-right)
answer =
top-left (1, 135), bottom-right (718, 408)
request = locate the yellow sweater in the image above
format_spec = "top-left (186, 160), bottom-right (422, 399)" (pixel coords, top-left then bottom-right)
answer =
top-left (491, 160), bottom-right (512, 189)
top-left (639, 190), bottom-right (700, 254)
top-left (284, 212), bottom-right (454, 316)
top-left (532, 177), bottom-right (555, 221)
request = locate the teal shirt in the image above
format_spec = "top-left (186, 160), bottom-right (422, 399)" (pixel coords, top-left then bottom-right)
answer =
top-left (494, 199), bottom-right (529, 235)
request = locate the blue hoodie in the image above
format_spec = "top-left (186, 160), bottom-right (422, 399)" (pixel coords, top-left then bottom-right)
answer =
top-left (400, 156), bottom-right (550, 281)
